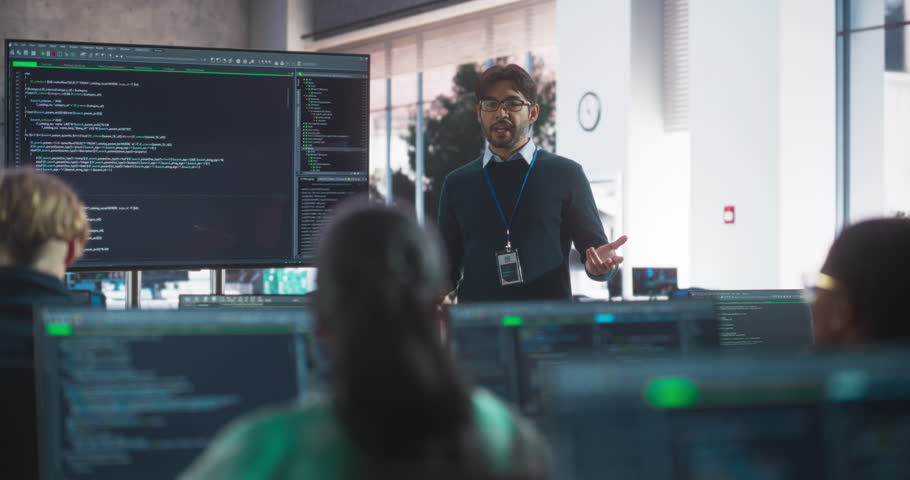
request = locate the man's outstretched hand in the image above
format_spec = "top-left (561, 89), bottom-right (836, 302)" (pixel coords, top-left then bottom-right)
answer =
top-left (585, 235), bottom-right (628, 276)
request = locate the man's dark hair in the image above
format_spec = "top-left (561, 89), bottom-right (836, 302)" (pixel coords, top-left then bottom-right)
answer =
top-left (476, 64), bottom-right (537, 104)
top-left (821, 217), bottom-right (910, 341)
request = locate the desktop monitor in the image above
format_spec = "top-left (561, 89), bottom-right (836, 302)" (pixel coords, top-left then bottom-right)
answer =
top-left (448, 299), bottom-right (718, 417)
top-left (33, 308), bottom-right (317, 480)
top-left (179, 294), bottom-right (313, 309)
top-left (689, 289), bottom-right (813, 351)
top-left (632, 267), bottom-right (678, 296)
top-left (5, 39), bottom-right (369, 270)
top-left (67, 289), bottom-right (106, 307)
top-left (546, 350), bottom-right (910, 480)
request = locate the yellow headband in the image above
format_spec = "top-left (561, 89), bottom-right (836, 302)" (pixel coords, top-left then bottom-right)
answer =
top-left (817, 272), bottom-right (839, 291)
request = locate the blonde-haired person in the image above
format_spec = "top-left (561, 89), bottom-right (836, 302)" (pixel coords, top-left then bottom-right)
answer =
top-left (0, 168), bottom-right (88, 280)
top-left (0, 167), bottom-right (89, 478)
top-left (0, 167), bottom-right (88, 306)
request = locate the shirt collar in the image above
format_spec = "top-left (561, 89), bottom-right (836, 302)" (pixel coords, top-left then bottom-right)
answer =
top-left (482, 138), bottom-right (537, 168)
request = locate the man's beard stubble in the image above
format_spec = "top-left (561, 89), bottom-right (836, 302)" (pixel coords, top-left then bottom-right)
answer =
top-left (485, 119), bottom-right (528, 150)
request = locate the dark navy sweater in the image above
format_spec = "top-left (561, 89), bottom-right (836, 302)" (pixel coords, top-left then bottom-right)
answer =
top-left (0, 266), bottom-right (75, 480)
top-left (437, 150), bottom-right (609, 302)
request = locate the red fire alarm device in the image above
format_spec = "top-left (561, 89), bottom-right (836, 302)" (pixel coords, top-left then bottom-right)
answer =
top-left (723, 206), bottom-right (735, 224)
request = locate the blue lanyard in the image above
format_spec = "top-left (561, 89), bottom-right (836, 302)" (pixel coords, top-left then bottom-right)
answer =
top-left (482, 148), bottom-right (539, 250)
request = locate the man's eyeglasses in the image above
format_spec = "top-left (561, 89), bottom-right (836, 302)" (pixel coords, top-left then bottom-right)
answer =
top-left (479, 98), bottom-right (532, 112)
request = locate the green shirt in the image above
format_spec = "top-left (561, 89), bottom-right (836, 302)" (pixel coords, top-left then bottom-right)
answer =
top-left (180, 389), bottom-right (549, 480)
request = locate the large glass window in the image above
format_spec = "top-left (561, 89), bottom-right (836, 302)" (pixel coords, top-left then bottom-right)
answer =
top-left (138, 270), bottom-right (211, 310)
top-left (325, 0), bottom-right (557, 213)
top-left (65, 272), bottom-right (128, 309)
top-left (838, 0), bottom-right (910, 223)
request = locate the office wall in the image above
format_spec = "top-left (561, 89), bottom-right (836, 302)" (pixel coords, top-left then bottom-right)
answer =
top-left (249, 0), bottom-right (315, 52)
top-left (689, 0), bottom-right (781, 289)
top-left (690, 0), bottom-right (837, 289)
top-left (0, 0), bottom-right (250, 166)
top-left (555, 0), bottom-right (629, 182)
top-left (627, 0), bottom-right (691, 290)
top-left (556, 0), bottom-right (630, 297)
top-left (558, 0), bottom-right (691, 296)
top-left (250, 0), bottom-right (290, 50)
top-left (556, 0), bottom-right (635, 298)
top-left (778, 0), bottom-right (837, 288)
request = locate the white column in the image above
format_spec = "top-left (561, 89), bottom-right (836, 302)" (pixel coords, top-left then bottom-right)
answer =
top-left (250, 0), bottom-right (290, 50)
top-left (555, 0), bottom-right (629, 180)
top-left (778, 0), bottom-right (837, 287)
top-left (250, 0), bottom-right (316, 52)
top-left (689, 0), bottom-right (781, 289)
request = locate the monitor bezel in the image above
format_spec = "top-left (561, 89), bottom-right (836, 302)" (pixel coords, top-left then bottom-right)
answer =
top-left (687, 288), bottom-right (805, 298)
top-left (448, 298), bottom-right (718, 328)
top-left (178, 293), bottom-right (315, 309)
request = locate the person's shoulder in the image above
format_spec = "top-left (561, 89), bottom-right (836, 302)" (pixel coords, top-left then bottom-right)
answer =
top-left (533, 151), bottom-right (589, 188)
top-left (180, 393), bottom-right (345, 480)
top-left (230, 393), bottom-right (334, 438)
top-left (0, 266), bottom-right (72, 299)
top-left (440, 157), bottom-right (484, 206)
top-left (470, 388), bottom-right (514, 433)
top-left (444, 156), bottom-right (484, 183)
top-left (535, 150), bottom-right (584, 172)
top-left (207, 393), bottom-right (330, 452)
top-left (470, 388), bottom-right (551, 478)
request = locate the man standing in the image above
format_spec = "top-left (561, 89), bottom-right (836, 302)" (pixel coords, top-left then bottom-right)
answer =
top-left (438, 64), bottom-right (627, 302)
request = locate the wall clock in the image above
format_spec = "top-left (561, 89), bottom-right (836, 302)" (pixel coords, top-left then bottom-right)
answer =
top-left (577, 91), bottom-right (601, 132)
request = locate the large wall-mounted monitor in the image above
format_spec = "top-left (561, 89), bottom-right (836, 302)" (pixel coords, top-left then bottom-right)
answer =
top-left (5, 40), bottom-right (369, 270)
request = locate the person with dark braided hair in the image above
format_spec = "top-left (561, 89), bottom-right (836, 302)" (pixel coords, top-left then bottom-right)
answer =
top-left (808, 217), bottom-right (910, 345)
top-left (182, 198), bottom-right (550, 480)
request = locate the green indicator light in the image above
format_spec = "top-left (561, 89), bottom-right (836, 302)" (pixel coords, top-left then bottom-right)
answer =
top-left (501, 316), bottom-right (523, 327)
top-left (46, 323), bottom-right (73, 337)
top-left (645, 376), bottom-right (699, 409)
top-left (12, 61), bottom-right (38, 67)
